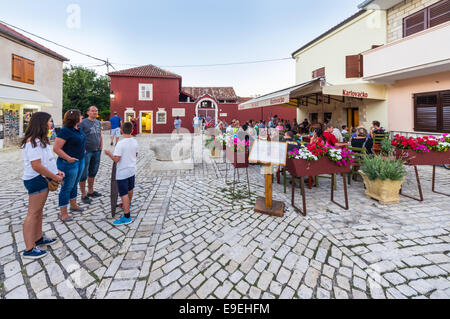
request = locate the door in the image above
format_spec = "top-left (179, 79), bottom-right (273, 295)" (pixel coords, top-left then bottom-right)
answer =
top-left (347, 108), bottom-right (359, 128)
top-left (140, 111), bottom-right (152, 134)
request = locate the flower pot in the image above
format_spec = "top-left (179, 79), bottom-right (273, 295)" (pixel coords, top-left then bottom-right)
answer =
top-left (287, 157), bottom-right (351, 177)
top-left (211, 148), bottom-right (221, 158)
top-left (394, 149), bottom-right (450, 166)
top-left (226, 147), bottom-right (249, 168)
top-left (359, 171), bottom-right (405, 205)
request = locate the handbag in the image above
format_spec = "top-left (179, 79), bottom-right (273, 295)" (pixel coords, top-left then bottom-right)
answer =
top-left (44, 177), bottom-right (60, 192)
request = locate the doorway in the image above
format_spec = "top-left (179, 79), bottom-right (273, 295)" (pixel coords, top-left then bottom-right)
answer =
top-left (196, 99), bottom-right (218, 124)
top-left (347, 108), bottom-right (359, 129)
top-left (139, 111), bottom-right (153, 134)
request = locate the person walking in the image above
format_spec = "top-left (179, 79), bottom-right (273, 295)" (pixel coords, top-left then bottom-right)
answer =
top-left (79, 106), bottom-right (103, 204)
top-left (53, 110), bottom-right (86, 222)
top-left (109, 112), bottom-right (122, 146)
top-left (174, 116), bottom-right (182, 134)
top-left (21, 112), bottom-right (65, 259)
top-left (104, 122), bottom-right (139, 226)
top-left (193, 114), bottom-right (200, 135)
top-left (130, 117), bottom-right (138, 136)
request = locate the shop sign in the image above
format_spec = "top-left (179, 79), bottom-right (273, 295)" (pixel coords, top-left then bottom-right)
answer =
top-left (342, 90), bottom-right (369, 99)
top-left (172, 108), bottom-right (185, 117)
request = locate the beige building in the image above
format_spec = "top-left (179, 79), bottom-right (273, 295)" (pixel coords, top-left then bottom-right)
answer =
top-left (0, 22), bottom-right (68, 148)
top-left (240, 9), bottom-right (390, 131)
top-left (361, 0), bottom-right (450, 133)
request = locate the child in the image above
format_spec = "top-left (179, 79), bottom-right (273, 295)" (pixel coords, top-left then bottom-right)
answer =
top-left (104, 122), bottom-right (138, 226)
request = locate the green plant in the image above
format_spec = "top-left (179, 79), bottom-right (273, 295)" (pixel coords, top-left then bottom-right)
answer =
top-left (361, 155), bottom-right (406, 181)
top-left (381, 138), bottom-right (394, 156)
top-left (204, 136), bottom-right (215, 150)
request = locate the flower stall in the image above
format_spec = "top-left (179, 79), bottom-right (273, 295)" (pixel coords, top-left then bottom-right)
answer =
top-left (287, 143), bottom-right (353, 216)
top-left (392, 134), bottom-right (450, 201)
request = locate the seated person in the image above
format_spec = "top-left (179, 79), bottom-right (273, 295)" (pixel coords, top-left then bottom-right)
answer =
top-left (351, 127), bottom-right (373, 154)
top-left (371, 120), bottom-right (386, 138)
top-left (323, 123), bottom-right (338, 146)
top-left (341, 125), bottom-right (349, 134)
top-left (310, 128), bottom-right (326, 145)
top-left (283, 131), bottom-right (300, 152)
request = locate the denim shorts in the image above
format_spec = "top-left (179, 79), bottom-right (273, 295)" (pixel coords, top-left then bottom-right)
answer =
top-left (80, 150), bottom-right (101, 182)
top-left (23, 175), bottom-right (48, 195)
top-left (117, 176), bottom-right (135, 197)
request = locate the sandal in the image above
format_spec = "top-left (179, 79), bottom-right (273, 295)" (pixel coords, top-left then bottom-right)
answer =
top-left (60, 216), bottom-right (73, 222)
top-left (70, 207), bottom-right (84, 212)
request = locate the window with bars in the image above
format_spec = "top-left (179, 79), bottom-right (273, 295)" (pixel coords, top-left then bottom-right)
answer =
top-left (139, 84), bottom-right (153, 101)
top-left (414, 90), bottom-right (450, 132)
top-left (403, 0), bottom-right (449, 37)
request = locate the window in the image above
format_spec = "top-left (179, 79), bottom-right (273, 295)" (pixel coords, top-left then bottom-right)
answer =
top-left (346, 54), bottom-right (364, 78)
top-left (403, 0), bottom-right (449, 37)
top-left (414, 90), bottom-right (450, 132)
top-left (12, 55), bottom-right (34, 84)
top-left (156, 109), bottom-right (167, 124)
top-left (139, 84), bottom-right (153, 101)
top-left (312, 67), bottom-right (325, 79)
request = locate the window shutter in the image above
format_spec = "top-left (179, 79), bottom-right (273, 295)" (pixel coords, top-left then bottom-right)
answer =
top-left (403, 9), bottom-right (427, 37)
top-left (24, 60), bottom-right (35, 84)
top-left (441, 90), bottom-right (450, 132)
top-left (12, 55), bottom-right (25, 82)
top-left (414, 93), bottom-right (438, 131)
top-left (428, 0), bottom-right (450, 28)
top-left (346, 55), bottom-right (363, 78)
top-left (312, 67), bottom-right (325, 79)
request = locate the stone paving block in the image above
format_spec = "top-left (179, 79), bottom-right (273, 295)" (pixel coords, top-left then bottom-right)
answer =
top-left (257, 271), bottom-right (273, 291)
top-left (29, 271), bottom-right (49, 294)
top-left (297, 285), bottom-right (313, 299)
top-left (5, 285), bottom-right (29, 299)
top-left (398, 268), bottom-right (428, 281)
top-left (402, 256), bottom-right (432, 267)
top-left (214, 280), bottom-right (233, 299)
top-left (197, 277), bottom-right (220, 299)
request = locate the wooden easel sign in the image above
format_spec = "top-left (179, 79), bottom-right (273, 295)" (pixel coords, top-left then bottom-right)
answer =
top-left (249, 140), bottom-right (287, 217)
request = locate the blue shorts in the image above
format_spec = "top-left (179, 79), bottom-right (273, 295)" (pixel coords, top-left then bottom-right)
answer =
top-left (117, 176), bottom-right (135, 197)
top-left (80, 150), bottom-right (101, 182)
top-left (23, 175), bottom-right (48, 195)
top-left (111, 128), bottom-right (121, 137)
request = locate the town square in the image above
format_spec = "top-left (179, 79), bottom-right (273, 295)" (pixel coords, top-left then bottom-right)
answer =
top-left (0, 0), bottom-right (450, 302)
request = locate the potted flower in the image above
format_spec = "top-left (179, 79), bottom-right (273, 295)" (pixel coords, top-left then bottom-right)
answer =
top-left (359, 156), bottom-right (407, 205)
top-left (392, 134), bottom-right (450, 165)
top-left (226, 137), bottom-right (250, 168)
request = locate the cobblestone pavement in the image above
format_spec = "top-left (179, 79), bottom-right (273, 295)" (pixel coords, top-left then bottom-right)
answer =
top-left (0, 134), bottom-right (449, 299)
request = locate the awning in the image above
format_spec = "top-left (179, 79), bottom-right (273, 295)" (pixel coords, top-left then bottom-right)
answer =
top-left (322, 83), bottom-right (386, 100)
top-left (239, 80), bottom-right (386, 111)
top-left (238, 78), bottom-right (323, 110)
top-left (0, 84), bottom-right (53, 106)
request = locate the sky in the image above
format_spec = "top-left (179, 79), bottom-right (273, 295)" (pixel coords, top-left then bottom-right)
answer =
top-left (0, 0), bottom-right (364, 97)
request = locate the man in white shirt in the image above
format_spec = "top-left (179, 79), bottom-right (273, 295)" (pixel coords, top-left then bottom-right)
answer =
top-left (105, 122), bottom-right (138, 226)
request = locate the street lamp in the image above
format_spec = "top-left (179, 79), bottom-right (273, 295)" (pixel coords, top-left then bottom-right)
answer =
top-left (110, 91), bottom-right (115, 99)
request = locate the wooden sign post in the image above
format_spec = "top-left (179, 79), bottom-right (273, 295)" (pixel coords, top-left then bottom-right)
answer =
top-left (249, 140), bottom-right (287, 217)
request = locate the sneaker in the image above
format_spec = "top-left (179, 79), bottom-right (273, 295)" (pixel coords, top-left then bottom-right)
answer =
top-left (35, 237), bottom-right (58, 247)
top-left (23, 247), bottom-right (48, 260)
top-left (87, 191), bottom-right (102, 198)
top-left (81, 196), bottom-right (92, 204)
top-left (113, 216), bottom-right (132, 226)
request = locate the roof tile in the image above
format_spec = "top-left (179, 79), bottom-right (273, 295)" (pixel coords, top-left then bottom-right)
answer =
top-left (108, 64), bottom-right (181, 78)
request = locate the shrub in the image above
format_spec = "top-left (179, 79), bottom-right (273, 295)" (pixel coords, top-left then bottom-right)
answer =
top-left (361, 155), bottom-right (406, 181)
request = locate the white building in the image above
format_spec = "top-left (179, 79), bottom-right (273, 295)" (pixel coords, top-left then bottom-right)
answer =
top-left (0, 22), bottom-right (68, 148)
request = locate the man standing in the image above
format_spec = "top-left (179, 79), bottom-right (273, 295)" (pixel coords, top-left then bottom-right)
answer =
top-left (109, 112), bottom-right (122, 146)
top-left (193, 114), bottom-right (200, 134)
top-left (79, 106), bottom-right (103, 204)
top-left (174, 116), bottom-right (182, 134)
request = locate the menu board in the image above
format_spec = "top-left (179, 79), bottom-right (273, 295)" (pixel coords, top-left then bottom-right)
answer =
top-left (249, 140), bottom-right (288, 166)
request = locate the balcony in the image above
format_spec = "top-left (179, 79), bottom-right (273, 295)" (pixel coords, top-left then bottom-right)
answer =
top-left (362, 21), bottom-right (450, 83)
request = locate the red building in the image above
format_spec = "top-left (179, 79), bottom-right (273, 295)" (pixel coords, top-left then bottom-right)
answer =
top-left (108, 64), bottom-right (296, 134)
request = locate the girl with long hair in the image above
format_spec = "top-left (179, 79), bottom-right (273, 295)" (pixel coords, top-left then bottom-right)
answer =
top-left (21, 112), bottom-right (65, 259)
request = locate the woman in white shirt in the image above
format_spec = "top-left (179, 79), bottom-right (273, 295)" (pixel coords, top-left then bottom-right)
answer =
top-left (21, 112), bottom-right (65, 260)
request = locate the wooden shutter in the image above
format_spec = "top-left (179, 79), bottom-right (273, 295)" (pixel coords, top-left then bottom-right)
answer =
top-left (441, 90), bottom-right (450, 132)
top-left (428, 0), bottom-right (450, 28)
top-left (24, 60), bottom-right (35, 84)
top-left (12, 54), bottom-right (35, 84)
top-left (12, 55), bottom-right (25, 82)
top-left (312, 67), bottom-right (325, 79)
top-left (414, 93), bottom-right (438, 132)
top-left (346, 55), bottom-right (363, 78)
top-left (403, 9), bottom-right (427, 37)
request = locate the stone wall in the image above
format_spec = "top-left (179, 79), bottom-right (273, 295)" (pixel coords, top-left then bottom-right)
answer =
top-left (387, 0), bottom-right (442, 42)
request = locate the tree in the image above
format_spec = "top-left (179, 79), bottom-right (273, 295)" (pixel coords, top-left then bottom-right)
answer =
top-left (63, 65), bottom-right (110, 120)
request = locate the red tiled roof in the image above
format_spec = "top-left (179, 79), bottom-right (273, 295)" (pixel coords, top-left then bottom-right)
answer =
top-left (108, 64), bottom-right (182, 79)
top-left (0, 22), bottom-right (69, 62)
top-left (181, 87), bottom-right (238, 101)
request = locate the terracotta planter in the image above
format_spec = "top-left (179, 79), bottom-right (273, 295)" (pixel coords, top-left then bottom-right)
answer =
top-left (226, 147), bottom-right (249, 168)
top-left (360, 171), bottom-right (405, 205)
top-left (394, 149), bottom-right (450, 166)
top-left (211, 148), bottom-right (221, 158)
top-left (287, 157), bottom-right (351, 177)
